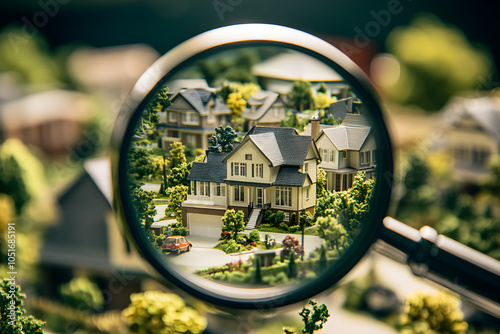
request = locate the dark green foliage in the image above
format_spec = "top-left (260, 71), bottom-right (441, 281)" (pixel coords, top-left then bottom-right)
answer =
top-left (59, 277), bottom-right (104, 312)
top-left (249, 229), bottom-right (260, 243)
top-left (208, 126), bottom-right (238, 153)
top-left (0, 155), bottom-right (30, 214)
top-left (166, 162), bottom-right (191, 188)
top-left (290, 212), bottom-right (297, 226)
top-left (221, 209), bottom-right (245, 241)
top-left (289, 80), bottom-right (314, 112)
top-left (254, 257), bottom-right (262, 284)
top-left (287, 251), bottom-right (298, 278)
top-left (299, 300), bottom-right (330, 334)
top-left (317, 83), bottom-right (327, 94)
top-left (144, 86), bottom-right (170, 126)
top-left (276, 210), bottom-right (285, 223)
top-left (281, 111), bottom-right (307, 132)
top-left (218, 84), bottom-right (236, 102)
top-left (1, 279), bottom-right (45, 334)
top-left (198, 48), bottom-right (258, 84)
top-left (130, 186), bottom-right (157, 229)
top-left (128, 146), bottom-right (156, 180)
top-left (316, 247), bottom-right (327, 273)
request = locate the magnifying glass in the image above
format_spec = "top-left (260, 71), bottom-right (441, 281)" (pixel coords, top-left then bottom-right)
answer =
top-left (111, 24), bottom-right (499, 316)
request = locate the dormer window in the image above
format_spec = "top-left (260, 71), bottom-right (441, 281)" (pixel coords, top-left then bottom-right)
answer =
top-left (233, 162), bottom-right (247, 176)
top-left (245, 154), bottom-right (252, 160)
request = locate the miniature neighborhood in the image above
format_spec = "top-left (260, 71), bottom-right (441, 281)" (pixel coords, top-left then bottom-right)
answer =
top-left (128, 57), bottom-right (378, 286)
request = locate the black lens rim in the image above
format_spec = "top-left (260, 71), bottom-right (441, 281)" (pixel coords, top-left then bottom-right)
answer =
top-left (110, 23), bottom-right (393, 309)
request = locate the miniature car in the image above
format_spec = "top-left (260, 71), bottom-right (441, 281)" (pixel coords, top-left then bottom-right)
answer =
top-left (162, 236), bottom-right (192, 255)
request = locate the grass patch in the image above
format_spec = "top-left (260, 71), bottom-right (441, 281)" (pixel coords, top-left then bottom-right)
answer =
top-left (304, 225), bottom-right (320, 235)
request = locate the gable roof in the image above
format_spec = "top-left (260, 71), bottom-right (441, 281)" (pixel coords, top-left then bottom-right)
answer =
top-left (223, 126), bottom-right (315, 167)
top-left (241, 90), bottom-right (283, 121)
top-left (320, 125), bottom-right (371, 151)
top-left (168, 88), bottom-right (229, 115)
top-left (443, 96), bottom-right (500, 142)
top-left (274, 166), bottom-right (308, 187)
top-left (188, 152), bottom-right (228, 183)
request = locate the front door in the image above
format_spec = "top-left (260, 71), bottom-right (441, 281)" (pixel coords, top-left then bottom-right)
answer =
top-left (256, 188), bottom-right (263, 207)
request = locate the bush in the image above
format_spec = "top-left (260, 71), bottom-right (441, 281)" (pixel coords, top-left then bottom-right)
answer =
top-left (220, 230), bottom-right (231, 240)
top-left (279, 222), bottom-right (289, 232)
top-left (266, 272), bottom-right (289, 285)
top-left (281, 235), bottom-right (304, 260)
top-left (215, 240), bottom-right (240, 254)
top-left (276, 210), bottom-right (285, 223)
top-left (59, 277), bottom-right (104, 312)
top-left (122, 291), bottom-right (206, 334)
top-left (249, 229), bottom-right (260, 242)
top-left (289, 225), bottom-right (301, 233)
top-left (155, 234), bottom-right (167, 246)
top-left (290, 212), bottom-right (297, 225)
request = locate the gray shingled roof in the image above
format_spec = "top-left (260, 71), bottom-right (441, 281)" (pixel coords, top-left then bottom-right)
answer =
top-left (274, 166), bottom-right (307, 186)
top-left (246, 126), bottom-right (314, 166)
top-left (172, 88), bottom-right (229, 115)
top-left (241, 90), bottom-right (282, 121)
top-left (343, 113), bottom-right (370, 127)
top-left (188, 152), bottom-right (228, 183)
top-left (321, 126), bottom-right (371, 151)
top-left (249, 132), bottom-right (284, 166)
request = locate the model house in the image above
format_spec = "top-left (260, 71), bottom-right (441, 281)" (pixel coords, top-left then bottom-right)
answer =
top-left (314, 113), bottom-right (376, 192)
top-left (440, 95), bottom-right (500, 184)
top-left (182, 126), bottom-right (320, 238)
top-left (241, 90), bottom-right (287, 127)
top-left (157, 87), bottom-right (231, 150)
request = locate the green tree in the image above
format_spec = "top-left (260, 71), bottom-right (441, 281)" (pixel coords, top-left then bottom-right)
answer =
top-left (281, 111), bottom-right (307, 132)
top-left (226, 92), bottom-right (246, 117)
top-left (221, 209), bottom-right (245, 241)
top-left (128, 146), bottom-right (156, 181)
top-left (1, 278), bottom-right (45, 334)
top-left (165, 185), bottom-right (188, 223)
top-left (290, 80), bottom-right (314, 112)
top-left (316, 216), bottom-right (348, 252)
top-left (286, 250), bottom-right (298, 279)
top-left (131, 186), bottom-right (157, 229)
top-left (254, 257), bottom-right (262, 284)
top-left (299, 299), bottom-right (330, 334)
top-left (208, 126), bottom-right (238, 153)
top-left (397, 292), bottom-right (467, 334)
top-left (484, 157), bottom-right (500, 198)
top-left (316, 168), bottom-right (327, 198)
top-left (167, 141), bottom-right (187, 170)
top-left (317, 83), bottom-right (327, 94)
top-left (122, 291), bottom-right (206, 334)
top-left (59, 277), bottom-right (104, 312)
top-left (384, 14), bottom-right (492, 111)
top-left (0, 139), bottom-right (45, 214)
top-left (166, 162), bottom-right (191, 188)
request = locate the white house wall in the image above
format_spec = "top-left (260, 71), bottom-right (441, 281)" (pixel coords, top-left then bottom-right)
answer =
top-left (226, 141), bottom-right (274, 184)
top-left (317, 135), bottom-right (339, 170)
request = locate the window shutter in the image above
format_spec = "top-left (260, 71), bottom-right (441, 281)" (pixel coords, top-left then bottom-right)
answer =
top-left (193, 181), bottom-right (196, 195)
top-left (252, 164), bottom-right (254, 177)
top-left (231, 162), bottom-right (234, 176)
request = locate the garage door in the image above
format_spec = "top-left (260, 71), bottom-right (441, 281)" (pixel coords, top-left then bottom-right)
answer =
top-left (188, 213), bottom-right (224, 238)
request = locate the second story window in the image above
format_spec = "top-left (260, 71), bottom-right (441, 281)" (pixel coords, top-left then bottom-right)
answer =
top-left (233, 162), bottom-right (247, 176)
top-left (168, 111), bottom-right (177, 122)
top-left (372, 149), bottom-right (377, 164)
top-left (342, 151), bottom-right (347, 160)
top-left (199, 181), bottom-right (210, 197)
top-left (255, 164), bottom-right (263, 178)
top-left (182, 112), bottom-right (200, 125)
top-left (360, 151), bottom-right (370, 166)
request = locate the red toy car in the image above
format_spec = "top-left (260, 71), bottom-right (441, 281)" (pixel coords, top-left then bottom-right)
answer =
top-left (162, 236), bottom-right (192, 255)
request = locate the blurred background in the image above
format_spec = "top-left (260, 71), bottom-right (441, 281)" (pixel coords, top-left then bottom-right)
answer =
top-left (0, 1), bottom-right (499, 333)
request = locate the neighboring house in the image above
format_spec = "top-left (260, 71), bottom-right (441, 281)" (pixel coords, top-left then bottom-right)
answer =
top-left (39, 158), bottom-right (152, 308)
top-left (157, 87), bottom-right (231, 150)
top-left (241, 90), bottom-right (287, 127)
top-left (0, 90), bottom-right (91, 158)
top-left (440, 95), bottom-right (500, 184)
top-left (251, 51), bottom-right (348, 100)
top-left (315, 113), bottom-right (376, 192)
top-left (182, 126), bottom-right (320, 238)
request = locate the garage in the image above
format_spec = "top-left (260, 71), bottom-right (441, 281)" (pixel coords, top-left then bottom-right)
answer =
top-left (187, 213), bottom-right (224, 238)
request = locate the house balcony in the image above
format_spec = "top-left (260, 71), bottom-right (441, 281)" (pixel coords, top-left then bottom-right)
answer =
top-left (184, 194), bottom-right (227, 207)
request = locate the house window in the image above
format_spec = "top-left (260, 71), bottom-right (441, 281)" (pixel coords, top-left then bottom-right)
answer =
top-left (234, 162), bottom-right (247, 176)
top-left (255, 163), bottom-right (263, 178)
top-left (330, 150), bottom-right (334, 162)
top-left (360, 151), bottom-right (370, 166)
top-left (304, 163), bottom-right (308, 173)
top-left (245, 154), bottom-right (252, 160)
top-left (275, 187), bottom-right (292, 207)
top-left (186, 134), bottom-right (196, 146)
top-left (322, 149), bottom-right (328, 162)
top-left (182, 112), bottom-right (200, 125)
top-left (199, 182), bottom-right (210, 197)
top-left (214, 183), bottom-right (226, 197)
top-left (168, 111), bottom-right (177, 122)
top-left (234, 185), bottom-right (245, 202)
top-left (342, 151), bottom-right (347, 159)
top-left (284, 212), bottom-right (290, 222)
top-left (372, 150), bottom-right (377, 164)
top-left (306, 186), bottom-right (310, 200)
top-left (207, 112), bottom-right (215, 124)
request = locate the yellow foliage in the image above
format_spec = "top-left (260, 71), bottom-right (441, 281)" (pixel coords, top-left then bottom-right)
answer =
top-left (227, 92), bottom-right (246, 116)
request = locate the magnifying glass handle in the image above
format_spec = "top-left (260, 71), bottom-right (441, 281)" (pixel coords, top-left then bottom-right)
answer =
top-left (376, 217), bottom-right (500, 317)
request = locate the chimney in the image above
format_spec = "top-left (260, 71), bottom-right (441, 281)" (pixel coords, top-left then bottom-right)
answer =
top-left (311, 117), bottom-right (320, 140)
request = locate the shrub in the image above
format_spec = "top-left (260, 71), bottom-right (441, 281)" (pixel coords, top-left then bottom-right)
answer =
top-left (281, 235), bottom-right (304, 260)
top-left (290, 212), bottom-right (297, 225)
top-left (59, 277), bottom-right (104, 312)
top-left (289, 225), bottom-right (301, 233)
top-left (266, 272), bottom-right (289, 285)
top-left (249, 229), bottom-right (260, 242)
top-left (279, 222), bottom-right (290, 232)
top-left (172, 226), bottom-right (188, 236)
top-left (216, 240), bottom-right (240, 254)
top-left (276, 210), bottom-right (285, 223)
top-left (220, 230), bottom-right (231, 240)
top-left (122, 291), bottom-right (206, 334)
top-left (227, 271), bottom-right (250, 284)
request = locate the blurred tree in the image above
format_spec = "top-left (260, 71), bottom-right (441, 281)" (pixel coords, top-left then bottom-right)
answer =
top-left (122, 291), bottom-right (206, 334)
top-left (221, 209), bottom-right (245, 241)
top-left (397, 292), bottom-right (467, 334)
top-left (289, 80), bottom-right (314, 112)
top-left (280, 235), bottom-right (303, 260)
top-left (286, 251), bottom-right (298, 278)
top-left (0, 278), bottom-right (45, 334)
top-left (299, 300), bottom-right (330, 334)
top-left (208, 126), bottom-right (238, 153)
top-left (128, 146), bottom-right (156, 181)
top-left (281, 111), bottom-right (307, 132)
top-left (165, 185), bottom-right (188, 224)
top-left (316, 216), bottom-right (348, 252)
top-left (484, 157), bottom-right (500, 197)
top-left (131, 186), bottom-right (157, 230)
top-left (0, 139), bottom-right (45, 214)
top-left (384, 14), bottom-right (493, 111)
top-left (59, 277), bottom-right (104, 312)
top-left (317, 83), bottom-right (327, 94)
top-left (314, 92), bottom-right (332, 111)
top-left (226, 92), bottom-right (246, 117)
